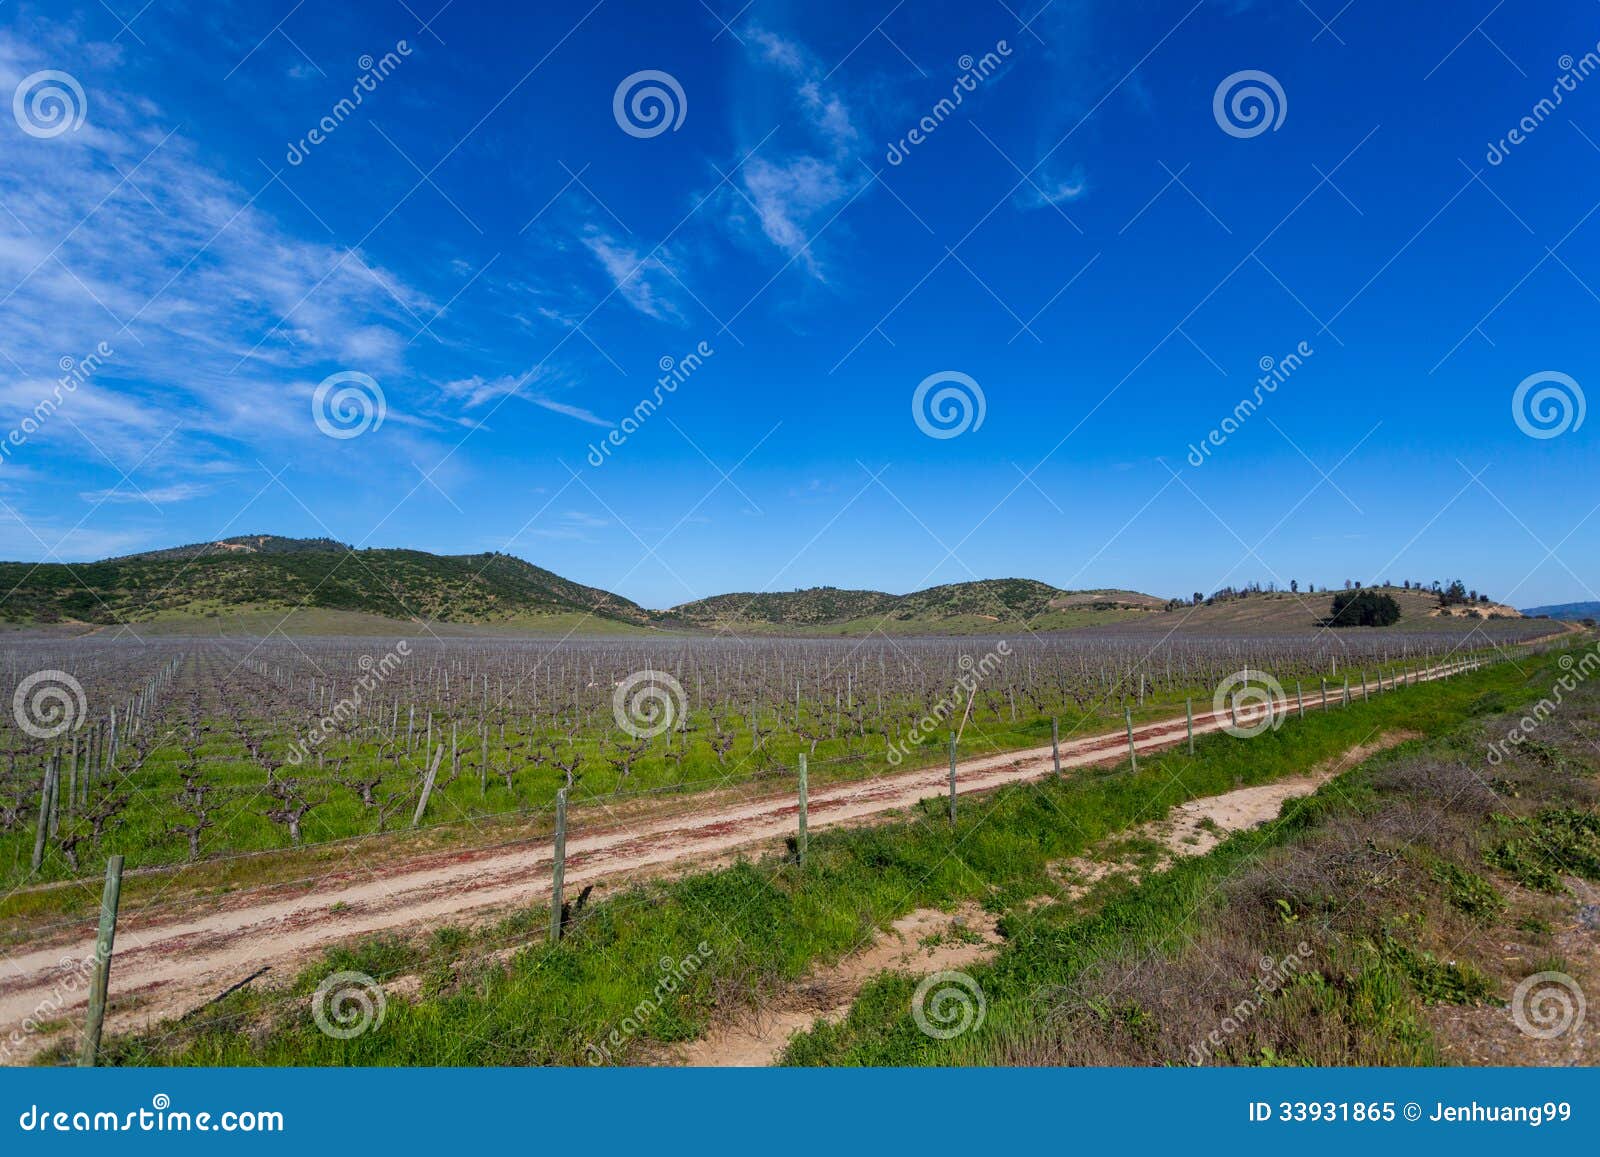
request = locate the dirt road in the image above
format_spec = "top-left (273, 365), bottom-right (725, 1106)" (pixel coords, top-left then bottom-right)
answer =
top-left (0, 661), bottom-right (1474, 1058)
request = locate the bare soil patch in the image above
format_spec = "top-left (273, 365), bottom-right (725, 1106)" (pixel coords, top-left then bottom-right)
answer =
top-left (671, 902), bottom-right (1003, 1067)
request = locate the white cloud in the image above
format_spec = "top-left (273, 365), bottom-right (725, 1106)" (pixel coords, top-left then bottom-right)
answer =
top-left (80, 481), bottom-right (211, 504)
top-left (0, 26), bottom-right (437, 475)
top-left (1017, 165), bottom-right (1089, 209)
top-left (720, 28), bottom-right (868, 280)
top-left (579, 228), bottom-right (683, 322)
top-left (532, 398), bottom-right (612, 427)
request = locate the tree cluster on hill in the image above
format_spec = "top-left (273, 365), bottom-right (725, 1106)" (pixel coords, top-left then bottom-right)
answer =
top-left (1327, 589), bottom-right (1402, 628)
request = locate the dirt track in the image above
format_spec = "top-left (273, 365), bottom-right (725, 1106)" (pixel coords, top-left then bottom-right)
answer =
top-left (0, 661), bottom-right (1474, 1058)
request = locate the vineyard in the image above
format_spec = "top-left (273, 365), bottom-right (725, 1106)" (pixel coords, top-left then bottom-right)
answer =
top-left (0, 620), bottom-right (1559, 889)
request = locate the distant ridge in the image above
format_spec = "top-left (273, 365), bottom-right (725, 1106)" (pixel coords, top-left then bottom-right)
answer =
top-left (1522, 601), bottom-right (1600, 621)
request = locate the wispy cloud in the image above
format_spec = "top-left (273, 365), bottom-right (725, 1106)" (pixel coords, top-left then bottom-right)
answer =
top-left (80, 481), bottom-right (211, 504)
top-left (1017, 164), bottom-right (1089, 209)
top-left (720, 27), bottom-right (869, 281)
top-left (579, 227), bottom-right (684, 321)
top-left (0, 25), bottom-right (437, 478)
top-left (533, 398), bottom-right (612, 427)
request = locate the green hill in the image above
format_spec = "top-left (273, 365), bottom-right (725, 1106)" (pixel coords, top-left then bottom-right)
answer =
top-left (663, 580), bottom-right (1167, 634)
top-left (0, 536), bottom-right (652, 628)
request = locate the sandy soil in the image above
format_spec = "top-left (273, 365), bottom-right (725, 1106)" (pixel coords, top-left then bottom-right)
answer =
top-left (671, 902), bottom-right (1003, 1066)
top-left (1053, 730), bottom-right (1422, 900)
top-left (0, 660), bottom-right (1474, 1062)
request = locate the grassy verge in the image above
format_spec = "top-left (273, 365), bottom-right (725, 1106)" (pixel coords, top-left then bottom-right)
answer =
top-left (82, 649), bottom-right (1577, 1066)
top-left (784, 659), bottom-right (1600, 1066)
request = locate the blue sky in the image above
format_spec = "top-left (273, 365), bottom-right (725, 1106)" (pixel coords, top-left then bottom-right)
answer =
top-left (0, 0), bottom-right (1595, 610)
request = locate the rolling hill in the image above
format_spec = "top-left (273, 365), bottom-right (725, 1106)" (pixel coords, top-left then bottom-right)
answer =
top-left (661, 580), bottom-right (1168, 634)
top-left (1097, 586), bottom-right (1529, 636)
top-left (0, 536), bottom-right (653, 629)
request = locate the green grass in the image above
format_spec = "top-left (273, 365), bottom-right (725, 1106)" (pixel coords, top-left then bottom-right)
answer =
top-left (88, 645), bottom-right (1570, 1066)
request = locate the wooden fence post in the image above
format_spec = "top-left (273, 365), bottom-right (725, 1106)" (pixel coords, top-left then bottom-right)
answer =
top-left (30, 761), bottom-right (54, 873)
top-left (1185, 698), bottom-right (1194, 754)
top-left (797, 753), bottom-right (809, 865)
top-left (78, 854), bottom-right (123, 1067)
top-left (1051, 717), bottom-right (1061, 776)
top-left (549, 788), bottom-right (567, 942)
top-left (1296, 680), bottom-right (1305, 720)
top-left (948, 734), bottom-right (957, 826)
top-left (410, 745), bottom-right (444, 829)
top-left (1321, 678), bottom-right (1328, 710)
top-left (1125, 707), bottom-right (1138, 770)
